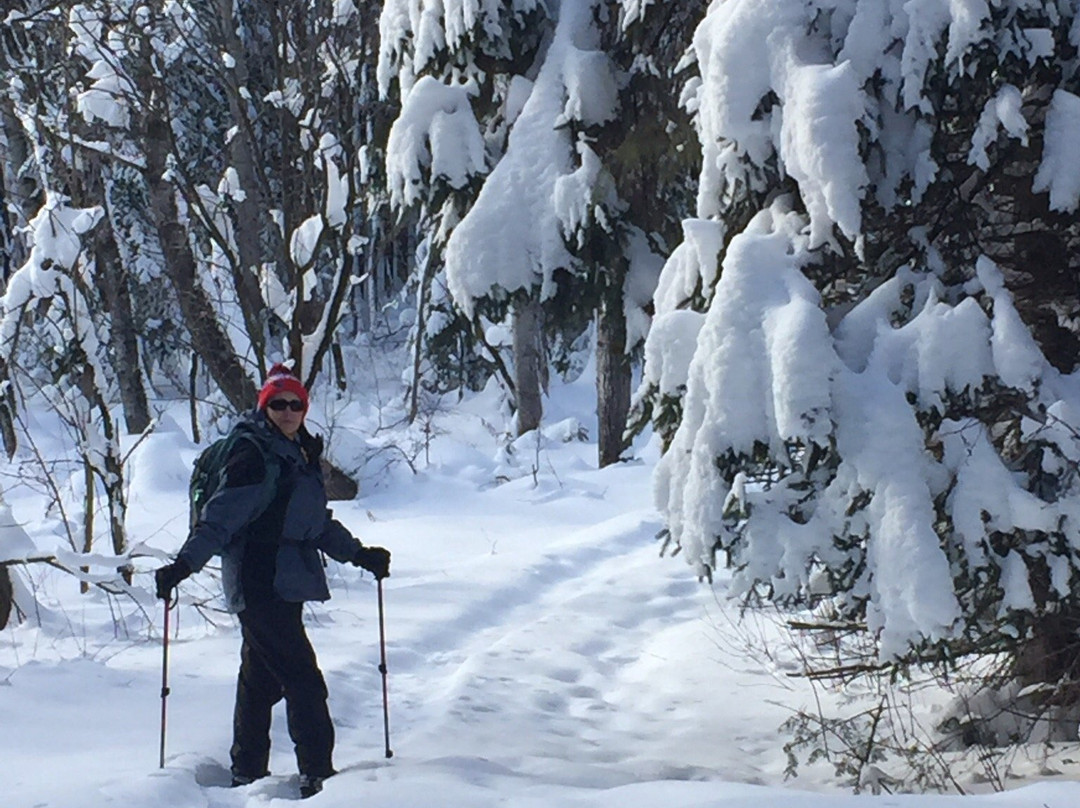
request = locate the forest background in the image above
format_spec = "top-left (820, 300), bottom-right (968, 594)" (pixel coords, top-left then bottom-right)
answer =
top-left (5, 0), bottom-right (1080, 801)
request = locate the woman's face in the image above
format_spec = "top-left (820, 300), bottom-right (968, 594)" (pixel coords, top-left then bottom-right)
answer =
top-left (265, 392), bottom-right (306, 439)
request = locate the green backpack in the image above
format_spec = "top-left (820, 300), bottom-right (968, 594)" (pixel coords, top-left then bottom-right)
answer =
top-left (189, 431), bottom-right (280, 530)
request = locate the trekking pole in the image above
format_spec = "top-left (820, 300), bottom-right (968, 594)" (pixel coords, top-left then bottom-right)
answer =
top-left (377, 578), bottom-right (393, 759)
top-left (159, 593), bottom-right (177, 769)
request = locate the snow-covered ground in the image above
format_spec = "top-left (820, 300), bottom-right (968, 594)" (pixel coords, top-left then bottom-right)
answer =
top-left (2, 380), bottom-right (1080, 808)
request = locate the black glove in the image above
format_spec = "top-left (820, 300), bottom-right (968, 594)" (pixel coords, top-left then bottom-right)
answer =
top-left (353, 546), bottom-right (391, 579)
top-left (155, 559), bottom-right (191, 600)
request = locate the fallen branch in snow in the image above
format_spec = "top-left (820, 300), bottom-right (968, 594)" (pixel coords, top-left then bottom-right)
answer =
top-left (0, 549), bottom-right (159, 595)
top-left (788, 661), bottom-right (892, 681)
top-left (787, 619), bottom-right (868, 632)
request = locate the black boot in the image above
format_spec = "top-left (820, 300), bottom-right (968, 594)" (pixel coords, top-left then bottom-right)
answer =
top-left (298, 774), bottom-right (324, 799)
top-left (230, 772), bottom-right (266, 788)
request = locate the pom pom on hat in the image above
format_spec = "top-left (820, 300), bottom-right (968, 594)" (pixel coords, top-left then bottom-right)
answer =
top-left (257, 363), bottom-right (309, 412)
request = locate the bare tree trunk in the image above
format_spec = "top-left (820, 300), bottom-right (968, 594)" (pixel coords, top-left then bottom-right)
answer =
top-left (0, 566), bottom-right (12, 630)
top-left (1, 96), bottom-right (36, 460)
top-left (331, 342), bottom-right (347, 390)
top-left (512, 295), bottom-right (544, 435)
top-left (302, 254), bottom-right (354, 391)
top-left (95, 203), bottom-right (151, 434)
top-left (58, 117), bottom-right (153, 436)
top-left (81, 458), bottom-right (93, 594)
top-left (407, 246), bottom-right (435, 422)
top-left (365, 242), bottom-right (378, 332)
top-left (0, 102), bottom-right (34, 460)
top-left (211, 0), bottom-right (272, 370)
top-left (76, 362), bottom-right (133, 586)
top-left (0, 358), bottom-right (16, 459)
top-left (596, 279), bottom-right (630, 467)
top-left (142, 97), bottom-right (257, 411)
top-left (0, 95), bottom-right (39, 278)
top-left (189, 352), bottom-right (201, 443)
top-left (102, 446), bottom-right (130, 582)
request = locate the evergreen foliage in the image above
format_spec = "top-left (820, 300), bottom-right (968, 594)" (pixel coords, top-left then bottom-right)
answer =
top-left (642, 0), bottom-right (1080, 705)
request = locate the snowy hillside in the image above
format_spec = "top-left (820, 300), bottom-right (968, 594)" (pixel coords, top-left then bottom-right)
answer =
top-left (2, 382), bottom-right (1080, 808)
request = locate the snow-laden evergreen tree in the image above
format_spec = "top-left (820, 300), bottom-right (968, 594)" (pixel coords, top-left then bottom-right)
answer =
top-left (644, 0), bottom-right (1080, 705)
top-left (585, 1), bottom-right (700, 464)
top-left (385, 0), bottom-right (688, 458)
top-left (435, 0), bottom-right (619, 436)
top-left (379, 0), bottom-right (554, 422)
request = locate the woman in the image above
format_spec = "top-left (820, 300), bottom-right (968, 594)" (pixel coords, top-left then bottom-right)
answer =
top-left (155, 364), bottom-right (391, 798)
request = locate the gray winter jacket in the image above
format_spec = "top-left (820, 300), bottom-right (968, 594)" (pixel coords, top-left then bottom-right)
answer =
top-left (177, 411), bottom-right (361, 613)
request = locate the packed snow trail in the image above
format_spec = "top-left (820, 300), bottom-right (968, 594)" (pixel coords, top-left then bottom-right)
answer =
top-left (5, 423), bottom-right (1080, 807)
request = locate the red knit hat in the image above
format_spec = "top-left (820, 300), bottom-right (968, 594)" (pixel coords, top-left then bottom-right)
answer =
top-left (257, 363), bottom-right (309, 412)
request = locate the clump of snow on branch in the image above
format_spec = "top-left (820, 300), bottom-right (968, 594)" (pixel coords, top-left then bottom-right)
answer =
top-left (777, 59), bottom-right (868, 247)
top-left (688, 2), bottom-right (784, 214)
top-left (692, 2), bottom-right (870, 244)
top-left (319, 133), bottom-right (349, 228)
top-left (651, 219), bottom-right (725, 316)
top-left (968, 85), bottom-right (1027, 171)
top-left (654, 203), bottom-right (1042, 654)
top-left (444, 0), bottom-right (617, 313)
top-left (69, 5), bottom-right (131, 129)
top-left (1033, 89), bottom-right (1080, 213)
top-left (290, 216), bottom-right (324, 268)
top-left (553, 143), bottom-right (618, 247)
top-left (624, 230), bottom-right (665, 351)
top-left (617, 0), bottom-right (656, 28)
top-left (378, 0), bottom-right (544, 96)
top-left (559, 47), bottom-right (619, 127)
top-left (0, 498), bottom-right (37, 564)
top-left (385, 77), bottom-right (487, 211)
top-left (686, 0), bottom-right (1072, 230)
top-left (642, 310), bottom-right (703, 400)
top-left (0, 194), bottom-right (103, 347)
top-left (635, 219), bottom-right (725, 418)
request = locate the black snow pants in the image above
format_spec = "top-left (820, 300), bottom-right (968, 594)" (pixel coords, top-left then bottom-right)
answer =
top-left (230, 600), bottom-right (336, 779)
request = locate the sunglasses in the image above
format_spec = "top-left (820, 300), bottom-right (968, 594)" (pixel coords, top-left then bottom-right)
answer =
top-left (267, 399), bottom-right (305, 412)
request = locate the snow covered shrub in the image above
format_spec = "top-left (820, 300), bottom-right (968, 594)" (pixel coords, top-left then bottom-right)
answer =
top-left (645, 0), bottom-right (1080, 732)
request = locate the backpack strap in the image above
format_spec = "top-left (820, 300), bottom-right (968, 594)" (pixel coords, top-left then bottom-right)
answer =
top-left (232, 432), bottom-right (282, 522)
